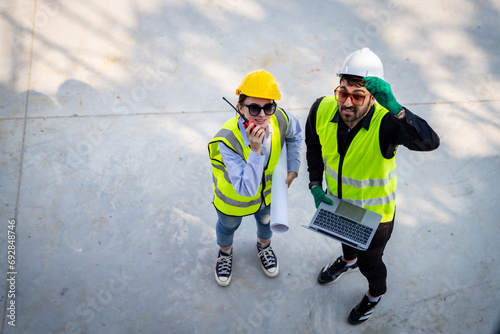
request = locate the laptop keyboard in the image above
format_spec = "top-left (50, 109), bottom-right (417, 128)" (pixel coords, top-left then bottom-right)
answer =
top-left (315, 208), bottom-right (373, 245)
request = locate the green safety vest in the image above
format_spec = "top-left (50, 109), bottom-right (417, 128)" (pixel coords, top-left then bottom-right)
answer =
top-left (208, 108), bottom-right (289, 216)
top-left (316, 96), bottom-right (397, 222)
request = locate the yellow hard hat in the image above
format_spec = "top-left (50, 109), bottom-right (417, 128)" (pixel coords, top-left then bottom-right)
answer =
top-left (235, 69), bottom-right (281, 100)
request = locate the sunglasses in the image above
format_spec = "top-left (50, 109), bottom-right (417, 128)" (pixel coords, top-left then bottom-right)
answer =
top-left (242, 102), bottom-right (277, 116)
top-left (334, 87), bottom-right (370, 106)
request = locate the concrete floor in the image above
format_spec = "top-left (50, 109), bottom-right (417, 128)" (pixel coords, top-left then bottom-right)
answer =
top-left (1, 0), bottom-right (500, 333)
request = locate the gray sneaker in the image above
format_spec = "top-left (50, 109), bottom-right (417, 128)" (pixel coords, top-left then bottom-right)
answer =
top-left (317, 255), bottom-right (358, 285)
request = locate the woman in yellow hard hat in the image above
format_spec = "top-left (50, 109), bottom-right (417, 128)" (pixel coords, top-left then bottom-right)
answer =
top-left (208, 69), bottom-right (303, 286)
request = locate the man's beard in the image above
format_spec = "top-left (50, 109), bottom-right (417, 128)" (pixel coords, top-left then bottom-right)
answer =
top-left (340, 104), bottom-right (369, 124)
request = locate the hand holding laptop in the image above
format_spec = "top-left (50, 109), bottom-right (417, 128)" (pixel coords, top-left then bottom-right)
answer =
top-left (303, 194), bottom-right (382, 250)
top-left (310, 186), bottom-right (333, 208)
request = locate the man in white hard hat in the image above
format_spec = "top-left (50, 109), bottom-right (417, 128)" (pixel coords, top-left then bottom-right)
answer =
top-left (305, 48), bottom-right (440, 324)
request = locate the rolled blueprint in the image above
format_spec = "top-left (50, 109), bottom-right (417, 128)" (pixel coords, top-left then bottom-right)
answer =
top-left (270, 142), bottom-right (289, 233)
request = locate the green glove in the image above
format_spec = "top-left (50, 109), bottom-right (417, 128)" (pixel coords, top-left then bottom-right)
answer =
top-left (363, 76), bottom-right (402, 115)
top-left (310, 186), bottom-right (334, 209)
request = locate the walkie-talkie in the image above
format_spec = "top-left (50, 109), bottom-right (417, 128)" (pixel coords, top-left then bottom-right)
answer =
top-left (222, 97), bottom-right (255, 132)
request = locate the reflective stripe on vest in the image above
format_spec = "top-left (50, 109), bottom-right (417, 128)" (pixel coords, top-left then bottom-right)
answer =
top-left (316, 96), bottom-right (397, 222)
top-left (208, 108), bottom-right (289, 216)
top-left (324, 162), bottom-right (398, 189)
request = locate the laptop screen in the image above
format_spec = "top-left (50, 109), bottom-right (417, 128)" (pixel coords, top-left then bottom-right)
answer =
top-left (335, 200), bottom-right (366, 223)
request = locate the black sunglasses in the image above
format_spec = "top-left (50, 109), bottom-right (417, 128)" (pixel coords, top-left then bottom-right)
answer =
top-left (242, 102), bottom-right (277, 116)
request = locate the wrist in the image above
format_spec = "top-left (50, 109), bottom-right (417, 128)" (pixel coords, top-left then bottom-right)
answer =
top-left (395, 107), bottom-right (406, 119)
top-left (309, 181), bottom-right (322, 190)
top-left (250, 145), bottom-right (262, 155)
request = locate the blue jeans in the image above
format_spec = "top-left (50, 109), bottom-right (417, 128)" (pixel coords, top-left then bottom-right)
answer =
top-left (215, 206), bottom-right (272, 248)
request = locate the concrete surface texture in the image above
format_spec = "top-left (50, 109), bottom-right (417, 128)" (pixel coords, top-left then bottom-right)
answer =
top-left (1, 0), bottom-right (499, 333)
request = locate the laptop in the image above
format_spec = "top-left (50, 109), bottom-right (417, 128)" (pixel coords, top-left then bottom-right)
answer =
top-left (302, 195), bottom-right (382, 250)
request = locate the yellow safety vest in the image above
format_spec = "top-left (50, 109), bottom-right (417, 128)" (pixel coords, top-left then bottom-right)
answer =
top-left (316, 96), bottom-right (397, 222)
top-left (208, 108), bottom-right (289, 216)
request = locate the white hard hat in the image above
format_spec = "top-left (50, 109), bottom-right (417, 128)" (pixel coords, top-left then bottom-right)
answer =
top-left (337, 48), bottom-right (384, 80)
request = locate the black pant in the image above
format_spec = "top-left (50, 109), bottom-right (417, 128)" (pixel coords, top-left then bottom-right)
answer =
top-left (342, 218), bottom-right (394, 297)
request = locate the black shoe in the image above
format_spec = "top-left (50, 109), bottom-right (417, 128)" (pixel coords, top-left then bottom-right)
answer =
top-left (317, 256), bottom-right (358, 285)
top-left (257, 242), bottom-right (279, 277)
top-left (348, 295), bottom-right (381, 325)
top-left (215, 249), bottom-right (232, 287)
